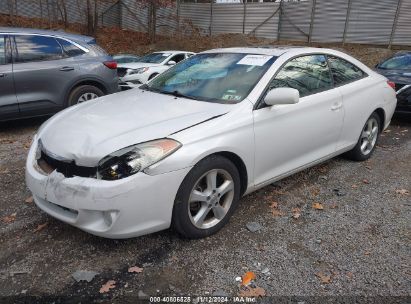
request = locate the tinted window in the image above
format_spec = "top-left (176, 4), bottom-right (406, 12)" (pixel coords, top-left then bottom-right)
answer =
top-left (378, 54), bottom-right (411, 70)
top-left (270, 55), bottom-right (333, 97)
top-left (0, 36), bottom-right (5, 65)
top-left (328, 56), bottom-right (365, 85)
top-left (14, 35), bottom-right (63, 63)
top-left (57, 38), bottom-right (85, 57)
top-left (169, 54), bottom-right (185, 63)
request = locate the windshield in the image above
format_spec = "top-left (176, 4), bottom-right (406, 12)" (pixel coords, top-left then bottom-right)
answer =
top-left (144, 53), bottom-right (277, 103)
top-left (379, 54), bottom-right (411, 70)
top-left (138, 52), bottom-right (170, 63)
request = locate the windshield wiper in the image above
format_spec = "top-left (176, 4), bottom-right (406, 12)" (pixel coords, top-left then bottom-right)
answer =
top-left (159, 90), bottom-right (198, 100)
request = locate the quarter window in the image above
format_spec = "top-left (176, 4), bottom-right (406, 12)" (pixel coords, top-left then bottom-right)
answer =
top-left (328, 56), bottom-right (366, 86)
top-left (57, 38), bottom-right (85, 57)
top-left (168, 54), bottom-right (186, 64)
top-left (0, 35), bottom-right (5, 65)
top-left (269, 55), bottom-right (333, 97)
top-left (14, 35), bottom-right (63, 63)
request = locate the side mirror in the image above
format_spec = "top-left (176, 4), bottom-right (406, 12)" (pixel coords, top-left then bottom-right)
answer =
top-left (264, 88), bottom-right (300, 106)
top-left (167, 60), bottom-right (176, 66)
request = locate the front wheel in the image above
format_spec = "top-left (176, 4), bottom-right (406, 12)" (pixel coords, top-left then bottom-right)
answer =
top-left (172, 155), bottom-right (241, 239)
top-left (345, 112), bottom-right (381, 161)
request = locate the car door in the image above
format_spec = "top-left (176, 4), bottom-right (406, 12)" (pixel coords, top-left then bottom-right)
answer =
top-left (11, 34), bottom-right (77, 117)
top-left (253, 54), bottom-right (344, 186)
top-left (0, 34), bottom-right (19, 120)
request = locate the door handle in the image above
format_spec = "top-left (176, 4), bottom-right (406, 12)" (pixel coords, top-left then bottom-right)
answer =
top-left (0, 73), bottom-right (6, 78)
top-left (331, 103), bottom-right (342, 111)
top-left (59, 66), bottom-right (75, 72)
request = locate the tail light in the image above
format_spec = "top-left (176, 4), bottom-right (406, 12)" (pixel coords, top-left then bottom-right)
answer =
top-left (103, 61), bottom-right (117, 69)
top-left (387, 81), bottom-right (396, 90)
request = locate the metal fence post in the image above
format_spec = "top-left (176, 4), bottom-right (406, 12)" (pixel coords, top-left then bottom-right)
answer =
top-left (242, 1), bottom-right (246, 35)
top-left (342, 0), bottom-right (352, 45)
top-left (389, 0), bottom-right (402, 49)
top-left (210, 0), bottom-right (213, 36)
top-left (277, 0), bottom-right (282, 41)
top-left (177, 0), bottom-right (180, 33)
top-left (308, 0), bottom-right (317, 43)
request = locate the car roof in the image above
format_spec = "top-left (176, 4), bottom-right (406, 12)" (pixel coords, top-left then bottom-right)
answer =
top-left (201, 46), bottom-right (321, 57)
top-left (0, 27), bottom-right (95, 43)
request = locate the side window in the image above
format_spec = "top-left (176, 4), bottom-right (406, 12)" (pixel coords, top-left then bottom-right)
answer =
top-left (14, 35), bottom-right (63, 63)
top-left (169, 54), bottom-right (185, 64)
top-left (328, 56), bottom-right (366, 86)
top-left (57, 38), bottom-right (85, 57)
top-left (0, 35), bottom-right (5, 65)
top-left (269, 55), bottom-right (333, 97)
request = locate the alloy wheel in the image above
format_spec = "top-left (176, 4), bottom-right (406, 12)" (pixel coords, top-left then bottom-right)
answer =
top-left (360, 117), bottom-right (379, 155)
top-left (188, 169), bottom-right (235, 229)
top-left (77, 92), bottom-right (99, 104)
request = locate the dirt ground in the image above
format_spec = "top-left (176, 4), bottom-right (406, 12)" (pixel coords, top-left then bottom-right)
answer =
top-left (0, 114), bottom-right (410, 303)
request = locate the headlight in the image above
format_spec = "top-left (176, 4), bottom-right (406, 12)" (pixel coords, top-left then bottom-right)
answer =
top-left (97, 139), bottom-right (181, 180)
top-left (128, 67), bottom-right (149, 75)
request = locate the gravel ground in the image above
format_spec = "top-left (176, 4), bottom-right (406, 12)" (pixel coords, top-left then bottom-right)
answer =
top-left (0, 114), bottom-right (410, 303)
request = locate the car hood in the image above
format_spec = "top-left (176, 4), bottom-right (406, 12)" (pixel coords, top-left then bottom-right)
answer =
top-left (117, 62), bottom-right (162, 69)
top-left (376, 68), bottom-right (411, 85)
top-left (38, 89), bottom-right (231, 167)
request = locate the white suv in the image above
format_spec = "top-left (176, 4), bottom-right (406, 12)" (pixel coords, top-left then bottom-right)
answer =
top-left (117, 51), bottom-right (195, 89)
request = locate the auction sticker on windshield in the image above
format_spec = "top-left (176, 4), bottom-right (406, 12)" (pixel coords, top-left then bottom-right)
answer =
top-left (237, 55), bottom-right (273, 66)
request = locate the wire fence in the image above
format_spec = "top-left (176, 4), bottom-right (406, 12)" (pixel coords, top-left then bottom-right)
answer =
top-left (0, 0), bottom-right (410, 47)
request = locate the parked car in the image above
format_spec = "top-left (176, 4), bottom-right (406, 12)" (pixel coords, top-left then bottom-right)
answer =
top-left (0, 27), bottom-right (118, 121)
top-left (26, 47), bottom-right (396, 239)
top-left (112, 54), bottom-right (140, 64)
top-left (117, 50), bottom-right (195, 89)
top-left (375, 51), bottom-right (411, 114)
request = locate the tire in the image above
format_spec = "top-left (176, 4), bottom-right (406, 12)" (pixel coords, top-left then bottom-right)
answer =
top-left (172, 155), bottom-right (241, 239)
top-left (67, 85), bottom-right (104, 107)
top-left (345, 112), bottom-right (381, 161)
top-left (148, 73), bottom-right (159, 81)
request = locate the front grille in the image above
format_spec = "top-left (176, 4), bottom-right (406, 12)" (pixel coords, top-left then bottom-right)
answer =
top-left (117, 67), bottom-right (128, 77)
top-left (39, 150), bottom-right (96, 178)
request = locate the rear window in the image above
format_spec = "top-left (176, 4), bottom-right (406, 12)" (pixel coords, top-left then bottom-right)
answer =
top-left (14, 35), bottom-right (63, 63)
top-left (328, 56), bottom-right (366, 86)
top-left (379, 54), bottom-right (411, 70)
top-left (57, 38), bottom-right (85, 57)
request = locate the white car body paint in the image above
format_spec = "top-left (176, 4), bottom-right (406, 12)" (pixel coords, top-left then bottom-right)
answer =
top-left (26, 47), bottom-right (397, 238)
top-left (118, 51), bottom-right (195, 87)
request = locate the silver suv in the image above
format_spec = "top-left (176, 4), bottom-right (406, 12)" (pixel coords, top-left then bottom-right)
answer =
top-left (0, 27), bottom-right (119, 121)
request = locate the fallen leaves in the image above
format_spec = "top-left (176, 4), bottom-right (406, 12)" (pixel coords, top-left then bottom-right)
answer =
top-left (128, 266), bottom-right (143, 273)
top-left (395, 189), bottom-right (409, 196)
top-left (315, 272), bottom-right (332, 284)
top-left (238, 286), bottom-right (266, 297)
top-left (241, 271), bottom-right (256, 286)
top-left (291, 207), bottom-right (301, 219)
top-left (25, 196), bottom-right (34, 204)
top-left (33, 222), bottom-right (48, 232)
top-left (99, 280), bottom-right (116, 293)
top-left (269, 201), bottom-right (284, 217)
top-left (312, 202), bottom-right (324, 210)
top-left (2, 213), bottom-right (17, 223)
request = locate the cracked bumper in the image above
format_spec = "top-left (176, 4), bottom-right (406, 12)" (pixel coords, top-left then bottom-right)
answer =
top-left (25, 137), bottom-right (191, 239)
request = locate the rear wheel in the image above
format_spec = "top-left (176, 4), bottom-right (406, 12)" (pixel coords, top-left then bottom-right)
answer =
top-left (172, 155), bottom-right (241, 239)
top-left (67, 85), bottom-right (103, 106)
top-left (345, 112), bottom-right (381, 161)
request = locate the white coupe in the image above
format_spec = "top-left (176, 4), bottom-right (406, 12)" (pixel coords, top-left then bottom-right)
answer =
top-left (117, 50), bottom-right (195, 88)
top-left (26, 47), bottom-right (397, 239)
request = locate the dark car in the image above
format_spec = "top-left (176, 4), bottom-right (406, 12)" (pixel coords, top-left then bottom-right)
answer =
top-left (0, 27), bottom-right (119, 121)
top-left (113, 54), bottom-right (140, 64)
top-left (375, 52), bottom-right (411, 114)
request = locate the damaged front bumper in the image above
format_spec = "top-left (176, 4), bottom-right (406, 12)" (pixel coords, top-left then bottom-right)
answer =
top-left (25, 136), bottom-right (191, 239)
